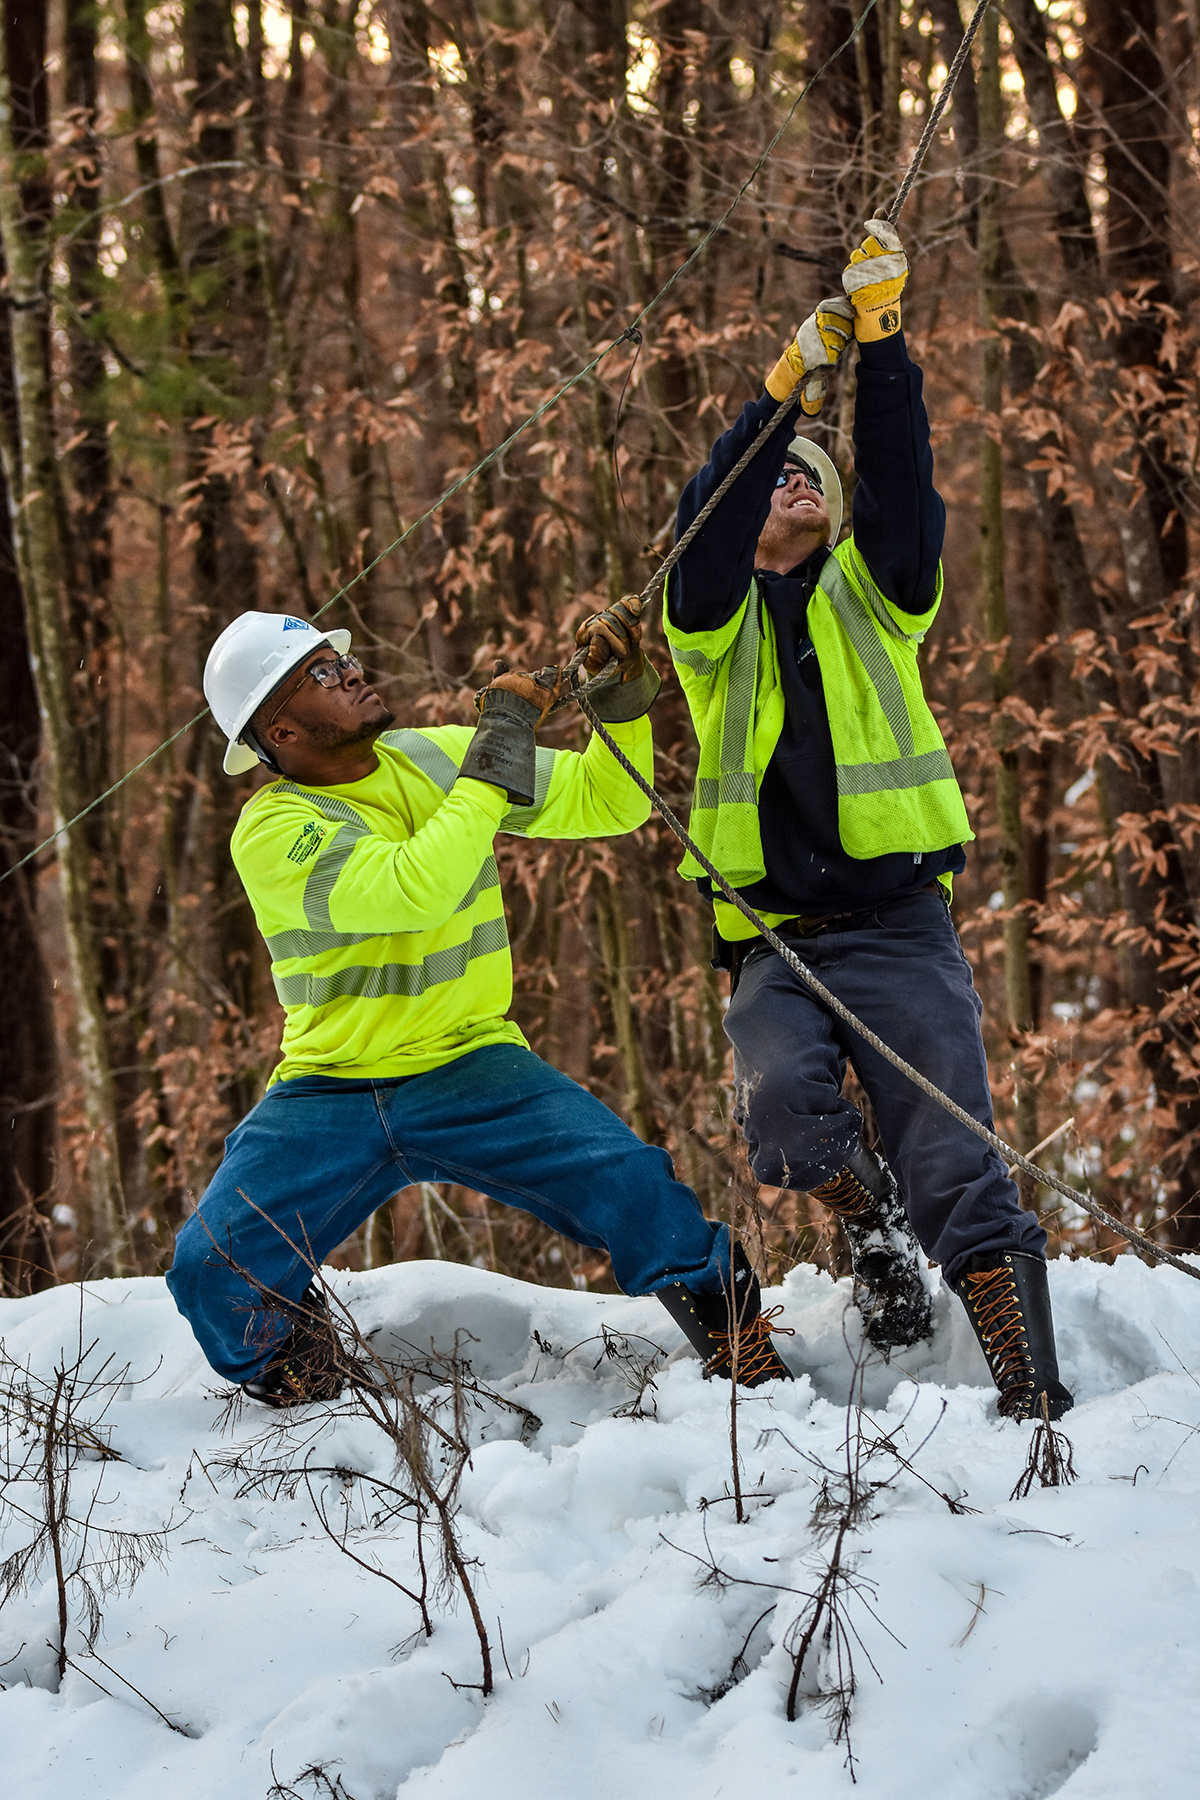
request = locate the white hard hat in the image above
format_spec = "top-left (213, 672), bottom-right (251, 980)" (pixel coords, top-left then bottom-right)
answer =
top-left (785, 437), bottom-right (843, 545)
top-left (204, 611), bottom-right (352, 775)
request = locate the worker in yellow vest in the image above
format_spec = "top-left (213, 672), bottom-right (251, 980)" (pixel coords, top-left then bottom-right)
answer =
top-left (167, 605), bottom-right (792, 1401)
top-left (664, 221), bottom-right (1071, 1422)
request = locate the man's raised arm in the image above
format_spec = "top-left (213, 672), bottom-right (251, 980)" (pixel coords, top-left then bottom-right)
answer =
top-left (841, 220), bottom-right (946, 614)
top-left (668, 296), bottom-right (854, 633)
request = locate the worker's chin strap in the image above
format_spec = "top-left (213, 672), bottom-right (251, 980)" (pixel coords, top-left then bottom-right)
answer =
top-left (242, 726), bottom-right (284, 776)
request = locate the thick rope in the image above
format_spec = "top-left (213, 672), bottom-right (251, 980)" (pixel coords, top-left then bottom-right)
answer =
top-left (574, 690), bottom-right (1200, 1285)
top-left (886, 0), bottom-right (992, 226)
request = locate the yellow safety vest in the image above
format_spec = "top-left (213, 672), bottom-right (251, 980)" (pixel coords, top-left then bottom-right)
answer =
top-left (664, 538), bottom-right (972, 936)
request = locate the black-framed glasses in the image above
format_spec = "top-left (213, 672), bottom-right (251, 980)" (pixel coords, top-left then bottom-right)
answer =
top-left (777, 460), bottom-right (823, 495)
top-left (265, 652), bottom-right (364, 728)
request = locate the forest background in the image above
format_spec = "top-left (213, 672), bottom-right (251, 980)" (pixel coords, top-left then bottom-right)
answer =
top-left (1, 0), bottom-right (1198, 1296)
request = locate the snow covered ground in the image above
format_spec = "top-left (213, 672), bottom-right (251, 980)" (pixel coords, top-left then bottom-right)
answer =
top-left (3, 1253), bottom-right (1200, 1800)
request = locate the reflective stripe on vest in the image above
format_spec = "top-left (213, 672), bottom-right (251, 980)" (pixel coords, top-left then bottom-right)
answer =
top-left (821, 560), bottom-right (956, 798)
top-left (268, 738), bottom-right (507, 1011)
top-left (379, 727), bottom-right (458, 793)
top-left (273, 916), bottom-right (510, 1009)
top-left (264, 859), bottom-right (501, 964)
top-left (670, 643), bottom-right (718, 678)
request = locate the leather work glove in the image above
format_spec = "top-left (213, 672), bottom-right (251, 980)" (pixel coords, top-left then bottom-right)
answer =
top-left (574, 593), bottom-right (645, 678)
top-left (842, 218), bottom-right (908, 342)
top-left (479, 660), bottom-right (566, 724)
top-left (459, 660), bottom-right (565, 806)
top-left (764, 294), bottom-right (855, 416)
top-left (573, 594), bottom-right (663, 723)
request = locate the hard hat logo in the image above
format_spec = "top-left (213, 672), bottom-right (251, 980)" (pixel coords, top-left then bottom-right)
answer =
top-left (203, 610), bottom-right (352, 777)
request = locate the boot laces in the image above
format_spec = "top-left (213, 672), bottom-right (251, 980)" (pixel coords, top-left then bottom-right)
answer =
top-left (811, 1166), bottom-right (881, 1225)
top-left (964, 1265), bottom-right (1036, 1415)
top-left (704, 1306), bottom-right (795, 1384)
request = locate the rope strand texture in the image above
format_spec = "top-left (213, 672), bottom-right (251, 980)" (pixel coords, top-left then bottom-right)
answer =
top-left (573, 689), bottom-right (1200, 1286)
top-left (886, 0), bottom-right (992, 225)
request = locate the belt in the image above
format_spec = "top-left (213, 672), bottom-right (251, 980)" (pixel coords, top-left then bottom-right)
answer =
top-left (725, 882), bottom-right (945, 992)
top-left (766, 880), bottom-right (944, 944)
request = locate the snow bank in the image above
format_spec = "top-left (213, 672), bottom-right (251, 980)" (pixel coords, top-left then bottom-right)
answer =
top-left (3, 1253), bottom-right (1200, 1799)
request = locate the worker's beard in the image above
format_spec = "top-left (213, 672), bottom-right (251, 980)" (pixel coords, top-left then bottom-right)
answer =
top-left (305, 707), bottom-right (396, 750)
top-left (755, 505), bottom-right (828, 571)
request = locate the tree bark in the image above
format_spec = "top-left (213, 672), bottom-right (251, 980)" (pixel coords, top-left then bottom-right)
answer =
top-left (1008, 0), bottom-right (1200, 1243)
top-left (978, 5), bottom-right (1037, 1158)
top-left (0, 7), bottom-right (131, 1273)
top-left (0, 450), bottom-right (57, 1292)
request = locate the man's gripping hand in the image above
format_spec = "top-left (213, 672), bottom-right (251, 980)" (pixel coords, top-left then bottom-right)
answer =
top-left (765, 294), bottom-right (854, 415)
top-left (842, 219), bottom-right (908, 342)
top-left (477, 660), bottom-right (566, 725)
top-left (460, 660), bottom-right (566, 806)
top-left (574, 593), bottom-right (662, 723)
top-left (574, 594), bottom-right (645, 678)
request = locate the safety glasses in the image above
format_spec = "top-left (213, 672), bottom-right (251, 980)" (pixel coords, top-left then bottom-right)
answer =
top-left (265, 652), bottom-right (364, 728)
top-left (777, 460), bottom-right (824, 495)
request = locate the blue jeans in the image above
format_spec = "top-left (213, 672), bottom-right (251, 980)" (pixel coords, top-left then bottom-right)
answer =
top-left (723, 887), bottom-right (1045, 1284)
top-left (166, 1042), bottom-right (728, 1381)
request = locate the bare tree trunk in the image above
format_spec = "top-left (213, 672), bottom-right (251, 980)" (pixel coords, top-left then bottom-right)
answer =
top-left (321, 0), bottom-right (377, 611)
top-left (125, 0), bottom-right (185, 302)
top-left (0, 452), bottom-right (57, 1292)
top-left (978, 4), bottom-right (1036, 1161)
top-left (593, 866), bottom-right (655, 1142)
top-left (65, 0), bottom-right (152, 1234)
top-left (1007, 0), bottom-right (1200, 1244)
top-left (0, 9), bottom-right (130, 1273)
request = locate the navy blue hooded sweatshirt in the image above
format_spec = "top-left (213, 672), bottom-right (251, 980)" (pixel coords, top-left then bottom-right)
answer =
top-left (667, 333), bottom-right (965, 919)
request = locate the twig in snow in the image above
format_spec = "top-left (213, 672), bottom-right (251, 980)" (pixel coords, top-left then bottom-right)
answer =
top-left (267, 1753), bottom-right (360, 1800)
top-left (951, 1583), bottom-right (991, 1648)
top-left (301, 1465), bottom-right (433, 1638)
top-left (1009, 1396), bottom-right (1077, 1497)
top-left (697, 1602), bottom-right (778, 1703)
top-left (67, 1649), bottom-right (196, 1736)
top-left (0, 1303), bottom-right (173, 1685)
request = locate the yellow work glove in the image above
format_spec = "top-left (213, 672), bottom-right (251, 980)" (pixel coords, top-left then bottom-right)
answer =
top-left (842, 217), bottom-right (908, 342)
top-left (764, 294), bottom-right (855, 415)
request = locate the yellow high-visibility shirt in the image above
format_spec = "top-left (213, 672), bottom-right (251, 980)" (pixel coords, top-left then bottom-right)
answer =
top-left (231, 720), bottom-right (653, 1083)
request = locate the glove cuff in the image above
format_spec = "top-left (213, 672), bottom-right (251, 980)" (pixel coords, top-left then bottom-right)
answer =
top-left (583, 659), bottom-right (662, 724)
top-left (798, 375), bottom-right (827, 418)
top-left (854, 298), bottom-right (903, 343)
top-left (459, 687), bottom-right (539, 804)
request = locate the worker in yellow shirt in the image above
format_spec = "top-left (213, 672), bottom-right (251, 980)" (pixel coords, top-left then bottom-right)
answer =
top-left (166, 606), bottom-right (792, 1402)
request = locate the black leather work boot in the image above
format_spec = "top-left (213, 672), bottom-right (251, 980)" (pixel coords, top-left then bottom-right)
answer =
top-left (809, 1140), bottom-right (932, 1351)
top-left (241, 1284), bottom-right (346, 1408)
top-left (657, 1243), bottom-right (794, 1387)
top-left (952, 1250), bottom-right (1073, 1421)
